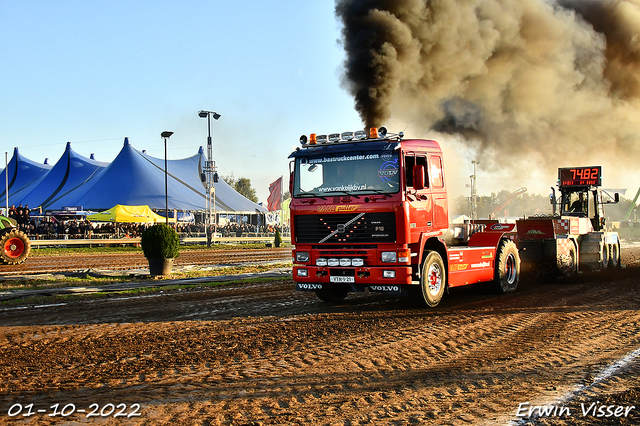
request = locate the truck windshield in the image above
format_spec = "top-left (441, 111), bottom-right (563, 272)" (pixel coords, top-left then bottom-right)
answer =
top-left (294, 150), bottom-right (400, 197)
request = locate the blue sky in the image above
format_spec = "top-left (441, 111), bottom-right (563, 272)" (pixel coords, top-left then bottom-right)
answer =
top-left (1, 1), bottom-right (362, 203)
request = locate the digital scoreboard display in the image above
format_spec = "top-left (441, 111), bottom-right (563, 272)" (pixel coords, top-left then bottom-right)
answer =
top-left (558, 166), bottom-right (602, 187)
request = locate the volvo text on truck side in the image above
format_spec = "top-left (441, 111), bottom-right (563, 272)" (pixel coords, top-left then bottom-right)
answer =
top-left (289, 127), bottom-right (520, 307)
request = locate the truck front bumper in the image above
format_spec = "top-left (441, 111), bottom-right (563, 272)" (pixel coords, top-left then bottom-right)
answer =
top-left (293, 265), bottom-right (414, 293)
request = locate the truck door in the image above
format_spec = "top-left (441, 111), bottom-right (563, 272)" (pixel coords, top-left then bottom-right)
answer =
top-left (429, 155), bottom-right (448, 229)
top-left (405, 153), bottom-right (433, 239)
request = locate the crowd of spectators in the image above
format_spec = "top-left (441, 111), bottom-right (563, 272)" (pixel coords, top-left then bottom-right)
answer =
top-left (7, 204), bottom-right (32, 226)
top-left (16, 218), bottom-right (147, 239)
top-left (217, 222), bottom-right (290, 237)
top-left (11, 216), bottom-right (289, 240)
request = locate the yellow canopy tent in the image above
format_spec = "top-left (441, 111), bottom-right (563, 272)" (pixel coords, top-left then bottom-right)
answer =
top-left (86, 204), bottom-right (175, 223)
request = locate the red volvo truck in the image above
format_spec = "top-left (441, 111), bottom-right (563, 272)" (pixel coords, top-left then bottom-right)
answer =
top-left (288, 127), bottom-right (520, 307)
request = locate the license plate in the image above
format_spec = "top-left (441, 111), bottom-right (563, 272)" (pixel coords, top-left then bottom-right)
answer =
top-left (330, 276), bottom-right (355, 283)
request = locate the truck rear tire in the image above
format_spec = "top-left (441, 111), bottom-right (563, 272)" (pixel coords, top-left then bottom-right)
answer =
top-left (493, 239), bottom-right (520, 294)
top-left (0, 229), bottom-right (31, 265)
top-left (413, 251), bottom-right (446, 307)
top-left (609, 243), bottom-right (620, 268)
top-left (315, 285), bottom-right (348, 303)
top-left (601, 243), bottom-right (609, 270)
top-left (558, 240), bottom-right (578, 279)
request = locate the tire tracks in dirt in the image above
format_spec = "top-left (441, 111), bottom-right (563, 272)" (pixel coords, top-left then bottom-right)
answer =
top-left (1, 249), bottom-right (640, 425)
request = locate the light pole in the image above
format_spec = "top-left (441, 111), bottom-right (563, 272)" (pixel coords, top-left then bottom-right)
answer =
top-left (198, 110), bottom-right (220, 245)
top-left (5, 152), bottom-right (8, 215)
top-left (470, 160), bottom-right (480, 221)
top-left (161, 131), bottom-right (174, 225)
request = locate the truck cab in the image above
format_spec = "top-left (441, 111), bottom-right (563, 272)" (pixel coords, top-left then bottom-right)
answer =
top-left (289, 128), bottom-right (520, 307)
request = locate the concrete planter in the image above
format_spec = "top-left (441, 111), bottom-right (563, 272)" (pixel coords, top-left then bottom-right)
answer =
top-left (148, 258), bottom-right (174, 276)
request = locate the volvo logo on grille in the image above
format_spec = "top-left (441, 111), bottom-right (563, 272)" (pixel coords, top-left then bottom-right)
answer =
top-left (319, 213), bottom-right (365, 243)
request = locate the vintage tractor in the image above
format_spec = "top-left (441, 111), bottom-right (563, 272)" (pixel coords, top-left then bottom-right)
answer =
top-left (0, 216), bottom-right (31, 264)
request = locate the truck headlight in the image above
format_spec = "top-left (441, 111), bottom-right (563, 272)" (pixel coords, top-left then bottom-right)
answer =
top-left (296, 251), bottom-right (310, 263)
top-left (381, 252), bottom-right (397, 263)
top-left (352, 258), bottom-right (364, 267)
top-left (316, 258), bottom-right (327, 267)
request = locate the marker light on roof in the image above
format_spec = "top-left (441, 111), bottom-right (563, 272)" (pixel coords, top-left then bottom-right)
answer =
top-left (341, 132), bottom-right (354, 140)
top-left (369, 127), bottom-right (379, 138)
top-left (317, 135), bottom-right (328, 143)
top-left (355, 130), bottom-right (367, 140)
top-left (309, 133), bottom-right (317, 144)
top-left (328, 133), bottom-right (340, 143)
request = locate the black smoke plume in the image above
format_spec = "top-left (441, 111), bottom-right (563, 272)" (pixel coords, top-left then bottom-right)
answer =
top-left (336, 0), bottom-right (640, 180)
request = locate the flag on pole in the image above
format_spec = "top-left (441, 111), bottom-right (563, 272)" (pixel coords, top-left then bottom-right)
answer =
top-left (267, 176), bottom-right (283, 211)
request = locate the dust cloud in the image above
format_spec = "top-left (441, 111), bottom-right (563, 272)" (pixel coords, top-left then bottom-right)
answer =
top-left (336, 0), bottom-right (640, 196)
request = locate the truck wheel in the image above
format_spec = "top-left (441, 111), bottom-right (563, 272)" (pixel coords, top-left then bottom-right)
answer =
top-left (414, 251), bottom-right (446, 307)
top-left (558, 240), bottom-right (578, 278)
top-left (0, 229), bottom-right (31, 265)
top-left (601, 243), bottom-right (609, 270)
top-left (608, 243), bottom-right (620, 268)
top-left (315, 285), bottom-right (348, 303)
top-left (493, 240), bottom-right (520, 294)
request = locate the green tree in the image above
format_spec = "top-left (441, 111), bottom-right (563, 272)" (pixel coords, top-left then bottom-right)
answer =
top-left (222, 173), bottom-right (236, 188)
top-left (235, 177), bottom-right (258, 203)
top-left (222, 173), bottom-right (258, 203)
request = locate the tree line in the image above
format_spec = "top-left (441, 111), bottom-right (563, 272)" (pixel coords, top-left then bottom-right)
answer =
top-left (222, 173), bottom-right (639, 222)
top-left (452, 190), bottom-right (639, 222)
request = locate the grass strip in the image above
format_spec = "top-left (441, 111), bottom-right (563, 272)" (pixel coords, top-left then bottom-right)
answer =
top-left (0, 262), bottom-right (292, 291)
top-left (29, 243), bottom-right (291, 256)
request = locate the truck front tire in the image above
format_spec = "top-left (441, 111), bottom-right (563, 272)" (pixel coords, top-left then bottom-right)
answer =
top-left (413, 251), bottom-right (446, 307)
top-left (315, 285), bottom-right (349, 303)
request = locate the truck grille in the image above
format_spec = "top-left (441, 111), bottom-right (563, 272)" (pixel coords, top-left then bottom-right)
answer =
top-left (295, 212), bottom-right (396, 244)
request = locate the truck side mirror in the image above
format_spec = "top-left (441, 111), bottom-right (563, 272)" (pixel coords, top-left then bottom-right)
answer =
top-left (414, 164), bottom-right (425, 190)
top-left (615, 193), bottom-right (620, 203)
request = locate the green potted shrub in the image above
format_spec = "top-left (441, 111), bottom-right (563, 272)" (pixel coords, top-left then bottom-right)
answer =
top-left (274, 228), bottom-right (282, 248)
top-left (141, 224), bottom-right (180, 276)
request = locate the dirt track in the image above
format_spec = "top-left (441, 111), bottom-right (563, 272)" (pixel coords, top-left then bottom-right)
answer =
top-left (0, 246), bottom-right (639, 425)
top-left (0, 248), bottom-right (292, 276)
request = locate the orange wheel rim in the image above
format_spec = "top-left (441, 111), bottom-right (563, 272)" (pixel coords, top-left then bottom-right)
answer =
top-left (4, 238), bottom-right (24, 258)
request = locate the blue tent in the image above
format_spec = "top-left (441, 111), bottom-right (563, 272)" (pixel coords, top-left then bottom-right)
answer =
top-left (46, 138), bottom-right (267, 213)
top-left (142, 147), bottom-right (268, 212)
top-left (0, 148), bottom-right (52, 207)
top-left (15, 142), bottom-right (108, 210)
